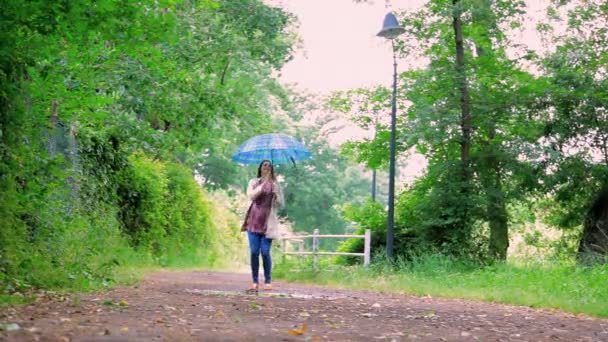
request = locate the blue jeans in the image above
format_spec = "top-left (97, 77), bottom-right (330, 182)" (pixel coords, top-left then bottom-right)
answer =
top-left (247, 231), bottom-right (272, 284)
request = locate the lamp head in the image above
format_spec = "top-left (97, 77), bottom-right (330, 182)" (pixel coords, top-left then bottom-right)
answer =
top-left (377, 12), bottom-right (405, 39)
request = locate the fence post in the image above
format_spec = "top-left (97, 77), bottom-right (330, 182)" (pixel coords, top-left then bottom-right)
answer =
top-left (364, 229), bottom-right (371, 267)
top-left (280, 238), bottom-right (286, 263)
top-left (313, 228), bottom-right (319, 270)
top-left (298, 240), bottom-right (304, 256)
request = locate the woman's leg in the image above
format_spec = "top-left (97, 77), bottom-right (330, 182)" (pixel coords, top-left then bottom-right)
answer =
top-left (260, 237), bottom-right (273, 284)
top-left (247, 231), bottom-right (262, 284)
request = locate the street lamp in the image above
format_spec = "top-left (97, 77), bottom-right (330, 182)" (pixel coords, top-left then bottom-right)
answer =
top-left (377, 12), bottom-right (404, 260)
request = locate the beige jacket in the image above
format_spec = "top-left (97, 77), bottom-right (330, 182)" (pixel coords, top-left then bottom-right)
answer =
top-left (246, 178), bottom-right (284, 239)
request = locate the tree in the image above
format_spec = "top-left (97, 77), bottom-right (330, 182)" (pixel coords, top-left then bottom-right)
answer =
top-left (538, 0), bottom-right (608, 261)
top-left (328, 86), bottom-right (394, 202)
top-left (0, 0), bottom-right (299, 289)
top-left (277, 115), bottom-right (371, 241)
top-left (340, 0), bottom-right (544, 260)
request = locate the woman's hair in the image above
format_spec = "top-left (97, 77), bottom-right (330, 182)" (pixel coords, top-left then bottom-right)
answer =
top-left (257, 159), bottom-right (275, 180)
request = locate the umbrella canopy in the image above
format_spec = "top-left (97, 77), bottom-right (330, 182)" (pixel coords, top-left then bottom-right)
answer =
top-left (232, 133), bottom-right (312, 165)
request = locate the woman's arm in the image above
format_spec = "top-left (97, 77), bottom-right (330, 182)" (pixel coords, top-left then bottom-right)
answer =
top-left (246, 179), bottom-right (264, 200)
top-left (273, 182), bottom-right (284, 208)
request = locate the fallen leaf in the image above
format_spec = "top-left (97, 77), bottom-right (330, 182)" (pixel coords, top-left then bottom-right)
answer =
top-left (325, 321), bottom-right (338, 329)
top-left (121, 327), bottom-right (129, 332)
top-left (0, 323), bottom-right (21, 332)
top-left (119, 300), bottom-right (129, 307)
top-left (288, 323), bottom-right (307, 336)
top-left (423, 311), bottom-right (436, 318)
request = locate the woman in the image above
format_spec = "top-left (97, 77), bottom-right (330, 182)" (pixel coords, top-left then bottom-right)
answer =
top-left (242, 160), bottom-right (283, 292)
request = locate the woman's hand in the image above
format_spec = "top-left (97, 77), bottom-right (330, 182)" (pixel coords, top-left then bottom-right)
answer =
top-left (261, 180), bottom-right (273, 193)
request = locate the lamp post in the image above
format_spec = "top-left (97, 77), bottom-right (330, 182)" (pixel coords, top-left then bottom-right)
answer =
top-left (377, 12), bottom-right (404, 260)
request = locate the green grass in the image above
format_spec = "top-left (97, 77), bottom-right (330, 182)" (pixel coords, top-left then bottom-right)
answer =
top-left (0, 294), bottom-right (34, 307)
top-left (0, 242), bottom-right (238, 308)
top-left (274, 255), bottom-right (608, 318)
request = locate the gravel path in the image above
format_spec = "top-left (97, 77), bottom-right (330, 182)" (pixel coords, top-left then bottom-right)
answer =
top-left (1, 271), bottom-right (607, 341)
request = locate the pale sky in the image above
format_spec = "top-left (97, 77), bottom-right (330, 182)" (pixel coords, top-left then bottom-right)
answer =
top-left (265, 0), bottom-right (559, 184)
top-left (273, 0), bottom-right (424, 93)
top-left (270, 0), bottom-right (555, 93)
top-left (266, 0), bottom-right (429, 184)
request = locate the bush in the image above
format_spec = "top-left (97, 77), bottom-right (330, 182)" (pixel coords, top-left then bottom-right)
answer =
top-left (117, 153), bottom-right (168, 251)
top-left (335, 200), bottom-right (386, 265)
top-left (116, 154), bottom-right (228, 265)
top-left (1, 146), bottom-right (243, 295)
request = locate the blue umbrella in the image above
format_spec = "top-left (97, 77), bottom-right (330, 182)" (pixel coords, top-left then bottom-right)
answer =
top-left (232, 133), bottom-right (312, 165)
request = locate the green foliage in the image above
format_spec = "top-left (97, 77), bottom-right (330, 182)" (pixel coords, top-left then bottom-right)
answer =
top-left (336, 0), bottom-right (608, 263)
top-left (275, 256), bottom-right (608, 317)
top-left (118, 155), bottom-right (168, 250)
top-left (165, 163), bottom-right (214, 245)
top-left (329, 87), bottom-right (393, 170)
top-left (0, 146), bottom-right (242, 293)
top-left (278, 129), bottom-right (371, 241)
top-left (334, 0), bottom-right (550, 260)
top-left (0, 0), bottom-right (291, 294)
top-left (335, 200), bottom-right (386, 264)
top-left (533, 1), bottom-right (608, 260)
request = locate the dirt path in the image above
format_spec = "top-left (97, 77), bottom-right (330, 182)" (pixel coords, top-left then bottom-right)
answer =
top-left (1, 271), bottom-right (607, 341)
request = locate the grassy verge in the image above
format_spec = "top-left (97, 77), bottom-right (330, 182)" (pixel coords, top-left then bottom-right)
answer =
top-left (274, 254), bottom-right (608, 318)
top-left (0, 255), bottom-right (240, 307)
top-left (0, 295), bottom-right (33, 307)
top-left (0, 179), bottom-right (246, 307)
top-left (0, 232), bottom-right (246, 307)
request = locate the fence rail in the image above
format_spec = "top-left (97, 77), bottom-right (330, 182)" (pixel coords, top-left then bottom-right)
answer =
top-left (279, 228), bottom-right (371, 268)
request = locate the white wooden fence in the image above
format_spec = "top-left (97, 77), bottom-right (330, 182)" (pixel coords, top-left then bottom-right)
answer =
top-left (279, 228), bottom-right (371, 268)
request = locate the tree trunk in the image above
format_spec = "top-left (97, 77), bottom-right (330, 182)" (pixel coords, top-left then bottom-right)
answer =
top-left (452, 0), bottom-right (472, 180)
top-left (471, 2), bottom-right (510, 261)
top-left (449, 0), bottom-right (474, 245)
top-left (577, 185), bottom-right (608, 263)
top-left (485, 157), bottom-right (509, 260)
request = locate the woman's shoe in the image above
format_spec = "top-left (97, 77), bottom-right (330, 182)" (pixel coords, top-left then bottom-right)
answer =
top-left (263, 283), bottom-right (272, 291)
top-left (246, 283), bottom-right (258, 294)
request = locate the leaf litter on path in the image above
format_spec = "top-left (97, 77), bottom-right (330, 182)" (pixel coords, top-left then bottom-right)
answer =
top-left (1, 271), bottom-right (607, 341)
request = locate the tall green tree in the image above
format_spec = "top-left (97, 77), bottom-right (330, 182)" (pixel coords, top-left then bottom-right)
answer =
top-left (0, 0), bottom-right (298, 289)
top-left (329, 86), bottom-right (393, 203)
top-left (340, 0), bottom-right (543, 259)
top-left (538, 0), bottom-right (608, 261)
top-left (274, 96), bottom-right (371, 240)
